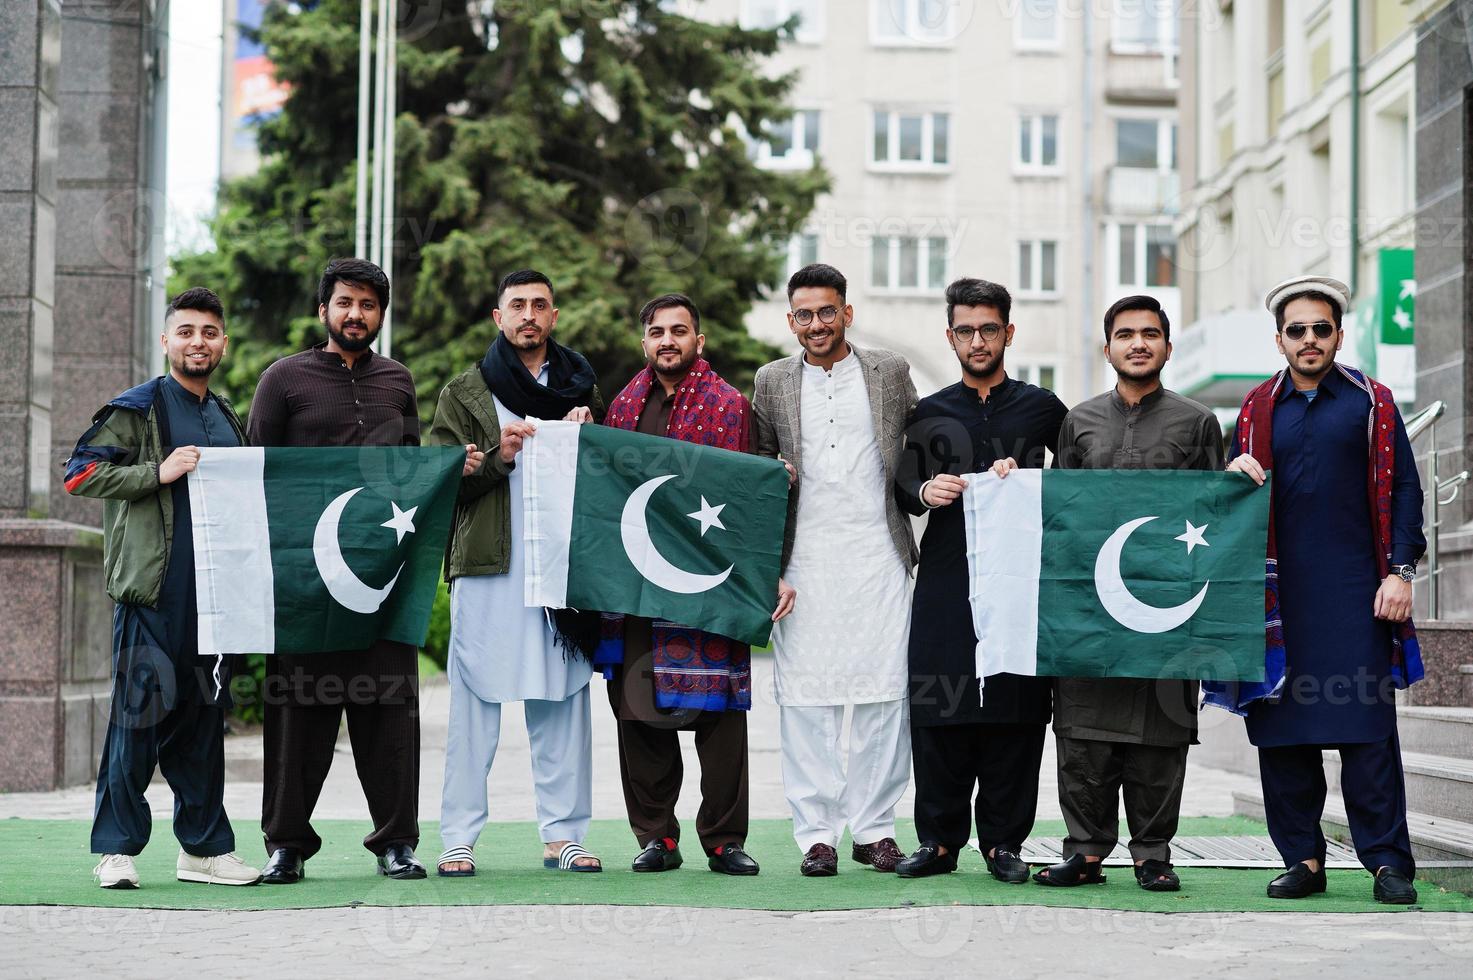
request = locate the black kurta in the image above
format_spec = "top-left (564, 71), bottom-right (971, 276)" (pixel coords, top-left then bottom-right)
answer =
top-left (896, 377), bottom-right (1068, 727)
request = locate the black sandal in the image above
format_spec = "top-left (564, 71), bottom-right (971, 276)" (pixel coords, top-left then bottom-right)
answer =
top-left (1136, 859), bottom-right (1180, 892)
top-left (1032, 854), bottom-right (1107, 887)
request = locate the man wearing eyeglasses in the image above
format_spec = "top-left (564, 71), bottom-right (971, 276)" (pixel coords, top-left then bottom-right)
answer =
top-left (1209, 275), bottom-right (1425, 905)
top-left (892, 278), bottom-right (1067, 880)
top-left (752, 263), bottom-right (918, 878)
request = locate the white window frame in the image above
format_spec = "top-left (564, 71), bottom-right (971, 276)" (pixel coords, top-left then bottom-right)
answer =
top-left (754, 109), bottom-right (819, 170)
top-left (1014, 0), bottom-right (1062, 51)
top-left (870, 108), bottom-right (952, 172)
top-left (1016, 239), bottom-right (1060, 297)
top-left (785, 231), bottom-right (819, 278)
top-left (1110, 221), bottom-right (1177, 289)
top-left (1109, 0), bottom-right (1179, 55)
top-left (741, 0), bottom-right (826, 44)
top-left (1112, 114), bottom-right (1176, 172)
top-left (870, 0), bottom-right (957, 47)
top-left (1015, 112), bottom-right (1062, 175)
top-left (871, 235), bottom-right (950, 294)
top-left (1013, 363), bottom-right (1058, 391)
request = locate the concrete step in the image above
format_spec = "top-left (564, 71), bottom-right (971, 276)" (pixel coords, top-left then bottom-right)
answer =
top-left (1233, 788), bottom-right (1473, 894)
top-left (1323, 748), bottom-right (1473, 823)
top-left (1398, 705), bottom-right (1473, 756)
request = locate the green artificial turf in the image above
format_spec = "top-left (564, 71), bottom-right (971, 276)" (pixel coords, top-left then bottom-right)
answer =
top-left (5, 817), bottom-right (1470, 913)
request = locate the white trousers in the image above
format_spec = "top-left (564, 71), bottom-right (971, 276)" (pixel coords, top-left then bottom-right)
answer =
top-left (438, 667), bottom-right (592, 850)
top-left (779, 699), bottom-right (911, 852)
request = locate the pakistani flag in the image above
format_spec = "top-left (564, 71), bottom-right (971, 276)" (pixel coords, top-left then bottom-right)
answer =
top-left (523, 421), bottom-right (788, 646)
top-left (187, 446), bottom-right (463, 657)
top-left (964, 469), bottom-right (1270, 688)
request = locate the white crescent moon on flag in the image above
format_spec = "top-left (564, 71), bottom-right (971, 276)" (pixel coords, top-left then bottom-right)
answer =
top-left (1094, 515), bottom-right (1209, 634)
top-left (621, 475), bottom-right (733, 595)
top-left (313, 487), bottom-right (404, 614)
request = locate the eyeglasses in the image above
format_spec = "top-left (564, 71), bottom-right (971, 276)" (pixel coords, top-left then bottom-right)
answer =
top-left (950, 324), bottom-right (1004, 345)
top-left (791, 305), bottom-right (840, 326)
top-left (1282, 320), bottom-right (1336, 341)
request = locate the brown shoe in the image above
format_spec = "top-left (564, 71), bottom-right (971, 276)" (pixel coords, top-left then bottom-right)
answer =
top-left (851, 837), bottom-right (904, 872)
top-left (800, 843), bottom-right (838, 877)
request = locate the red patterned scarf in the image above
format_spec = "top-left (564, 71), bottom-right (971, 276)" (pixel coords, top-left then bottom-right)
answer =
top-left (598, 359), bottom-right (753, 711)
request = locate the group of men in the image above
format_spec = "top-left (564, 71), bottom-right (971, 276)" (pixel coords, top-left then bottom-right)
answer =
top-left (68, 255), bottom-right (1424, 906)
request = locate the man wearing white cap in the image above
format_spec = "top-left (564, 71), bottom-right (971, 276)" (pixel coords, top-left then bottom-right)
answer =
top-left (1206, 275), bottom-right (1425, 905)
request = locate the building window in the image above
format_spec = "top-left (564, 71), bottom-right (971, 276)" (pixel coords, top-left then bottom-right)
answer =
top-left (1113, 223), bottom-right (1176, 288)
top-left (1111, 0), bottom-right (1177, 53)
top-left (871, 236), bottom-right (949, 292)
top-left (872, 110), bottom-right (950, 168)
top-left (872, 0), bottom-right (955, 44)
top-left (1114, 117), bottom-right (1176, 170)
top-left (1017, 239), bottom-right (1059, 295)
top-left (742, 0), bottom-right (825, 43)
top-left (1016, 113), bottom-right (1060, 173)
top-left (755, 110), bottom-right (819, 169)
top-left (1014, 363), bottom-right (1057, 391)
top-left (786, 232), bottom-right (819, 278)
top-left (1015, 0), bottom-right (1060, 50)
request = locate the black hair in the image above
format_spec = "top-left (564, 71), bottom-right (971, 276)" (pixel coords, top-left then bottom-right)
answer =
top-left (166, 286), bottom-right (225, 326)
top-left (639, 293), bottom-right (700, 331)
top-left (317, 257), bottom-right (390, 309)
top-left (945, 278), bottom-right (1011, 327)
top-left (1102, 294), bottom-right (1170, 342)
top-left (1273, 290), bottom-right (1343, 332)
top-left (786, 263), bottom-right (846, 303)
top-left (496, 268), bottom-right (555, 306)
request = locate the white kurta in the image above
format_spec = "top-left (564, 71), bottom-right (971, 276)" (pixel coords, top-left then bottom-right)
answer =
top-left (772, 352), bottom-right (911, 706)
top-left (448, 387), bottom-right (593, 705)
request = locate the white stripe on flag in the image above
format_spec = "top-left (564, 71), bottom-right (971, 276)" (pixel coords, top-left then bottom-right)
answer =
top-left (522, 419), bottom-right (582, 609)
top-left (963, 469), bottom-right (1043, 697)
top-left (189, 447), bottom-right (274, 657)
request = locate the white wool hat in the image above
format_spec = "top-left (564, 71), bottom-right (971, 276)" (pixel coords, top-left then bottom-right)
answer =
top-left (1264, 275), bottom-right (1350, 317)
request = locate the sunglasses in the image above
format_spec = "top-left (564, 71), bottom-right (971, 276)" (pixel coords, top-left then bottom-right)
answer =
top-left (1282, 320), bottom-right (1336, 341)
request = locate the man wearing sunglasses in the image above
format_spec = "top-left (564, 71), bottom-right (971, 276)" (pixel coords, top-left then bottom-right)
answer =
top-left (1210, 275), bottom-right (1425, 905)
top-left (752, 263), bottom-right (919, 877)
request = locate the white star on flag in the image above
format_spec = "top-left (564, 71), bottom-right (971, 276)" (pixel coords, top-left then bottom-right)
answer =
top-left (381, 501), bottom-right (418, 544)
top-left (1393, 307), bottom-right (1411, 330)
top-left (686, 496), bottom-right (726, 536)
top-left (1175, 519), bottom-right (1209, 555)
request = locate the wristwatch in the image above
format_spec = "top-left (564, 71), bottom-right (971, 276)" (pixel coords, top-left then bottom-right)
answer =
top-left (1391, 563), bottom-right (1417, 583)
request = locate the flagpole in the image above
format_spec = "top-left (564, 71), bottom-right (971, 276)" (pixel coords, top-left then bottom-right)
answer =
top-left (354, 0), bottom-right (371, 258)
top-left (379, 0), bottom-right (398, 358)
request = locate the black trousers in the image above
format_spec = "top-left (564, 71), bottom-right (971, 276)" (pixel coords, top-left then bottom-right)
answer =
top-left (1056, 735), bottom-right (1188, 863)
top-left (1258, 733), bottom-right (1414, 876)
top-left (261, 698), bottom-right (420, 859)
top-left (912, 722), bottom-right (1045, 854)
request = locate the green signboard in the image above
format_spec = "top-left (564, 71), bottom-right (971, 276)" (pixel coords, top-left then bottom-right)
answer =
top-left (1378, 248), bottom-right (1415, 345)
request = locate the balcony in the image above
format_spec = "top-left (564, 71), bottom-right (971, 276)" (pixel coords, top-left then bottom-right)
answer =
top-left (1104, 167), bottom-right (1181, 216)
top-left (1104, 47), bottom-right (1179, 103)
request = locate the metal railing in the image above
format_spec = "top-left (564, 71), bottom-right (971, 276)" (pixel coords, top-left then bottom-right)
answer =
top-left (1406, 400), bottom-right (1470, 619)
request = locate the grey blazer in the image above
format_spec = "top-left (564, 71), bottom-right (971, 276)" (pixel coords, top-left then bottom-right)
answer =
top-left (752, 343), bottom-right (919, 576)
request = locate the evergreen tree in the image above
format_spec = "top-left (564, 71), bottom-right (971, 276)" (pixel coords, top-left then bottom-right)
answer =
top-left (175, 0), bottom-right (828, 417)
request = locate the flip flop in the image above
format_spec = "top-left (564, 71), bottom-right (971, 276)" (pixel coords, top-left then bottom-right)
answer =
top-left (437, 844), bottom-right (476, 877)
top-left (543, 841), bottom-right (602, 873)
top-left (1032, 854), bottom-right (1107, 887)
top-left (1136, 859), bottom-right (1180, 892)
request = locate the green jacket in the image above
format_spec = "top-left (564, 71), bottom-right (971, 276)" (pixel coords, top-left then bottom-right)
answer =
top-left (64, 377), bottom-right (247, 607)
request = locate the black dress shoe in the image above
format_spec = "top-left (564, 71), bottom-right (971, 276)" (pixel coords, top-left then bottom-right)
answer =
top-left (896, 843), bottom-right (958, 879)
top-left (984, 849), bottom-right (1029, 884)
top-left (260, 847), bottom-right (305, 885)
top-left (1266, 862), bottom-right (1326, 899)
top-left (800, 843), bottom-right (838, 877)
top-left (377, 843), bottom-right (427, 880)
top-left (633, 837), bottom-right (683, 873)
top-left (707, 844), bottom-right (760, 876)
top-left (1374, 867), bottom-right (1418, 905)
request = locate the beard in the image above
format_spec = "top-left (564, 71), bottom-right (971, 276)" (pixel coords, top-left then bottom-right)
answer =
top-left (1111, 356), bottom-right (1163, 383)
top-left (171, 352), bottom-right (219, 378)
top-left (1291, 347), bottom-right (1334, 378)
top-left (650, 348), bottom-right (698, 378)
top-left (959, 348), bottom-right (1004, 380)
top-left (327, 311), bottom-right (379, 352)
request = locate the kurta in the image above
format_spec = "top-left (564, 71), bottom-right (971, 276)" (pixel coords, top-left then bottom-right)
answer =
top-left (1234, 366), bottom-right (1424, 747)
top-left (1052, 386), bottom-right (1224, 747)
top-left (772, 352), bottom-right (911, 706)
top-left (896, 376), bottom-right (1068, 727)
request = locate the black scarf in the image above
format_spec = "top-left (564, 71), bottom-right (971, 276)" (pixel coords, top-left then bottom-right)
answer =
top-left (479, 332), bottom-right (601, 660)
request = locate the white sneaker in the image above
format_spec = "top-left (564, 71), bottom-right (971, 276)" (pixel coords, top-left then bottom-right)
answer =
top-left (94, 854), bottom-right (139, 889)
top-left (177, 850), bottom-right (263, 886)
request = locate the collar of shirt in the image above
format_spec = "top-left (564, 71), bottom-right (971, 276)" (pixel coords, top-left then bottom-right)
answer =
top-left (1109, 383), bottom-right (1165, 415)
top-left (801, 344), bottom-right (858, 378)
top-left (964, 373), bottom-right (1017, 408)
top-left (312, 339), bottom-right (374, 368)
top-left (161, 372), bottom-right (207, 405)
top-left (1276, 364), bottom-right (1344, 402)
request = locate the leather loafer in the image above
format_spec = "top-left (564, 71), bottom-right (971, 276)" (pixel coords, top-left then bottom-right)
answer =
top-left (260, 847), bottom-right (305, 885)
top-left (984, 848), bottom-right (1030, 884)
top-left (633, 837), bottom-right (683, 873)
top-left (1267, 861), bottom-right (1326, 899)
top-left (1374, 867), bottom-right (1418, 905)
top-left (896, 842), bottom-right (958, 879)
top-left (707, 844), bottom-right (759, 876)
top-left (852, 837), bottom-right (905, 873)
top-left (377, 843), bottom-right (427, 880)
top-left (800, 843), bottom-right (838, 877)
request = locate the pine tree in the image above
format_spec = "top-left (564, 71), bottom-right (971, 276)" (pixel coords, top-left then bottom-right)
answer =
top-left (175, 0), bottom-right (828, 417)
